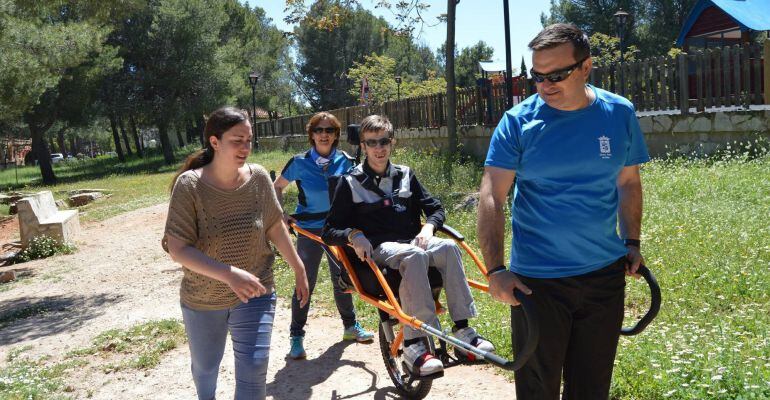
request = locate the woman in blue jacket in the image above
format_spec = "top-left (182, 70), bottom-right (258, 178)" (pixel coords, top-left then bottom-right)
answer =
top-left (273, 112), bottom-right (374, 359)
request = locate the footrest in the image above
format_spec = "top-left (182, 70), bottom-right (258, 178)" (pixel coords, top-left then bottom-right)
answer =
top-left (402, 364), bottom-right (444, 381)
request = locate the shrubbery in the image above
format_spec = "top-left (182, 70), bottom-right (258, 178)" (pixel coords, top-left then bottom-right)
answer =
top-left (13, 235), bottom-right (76, 263)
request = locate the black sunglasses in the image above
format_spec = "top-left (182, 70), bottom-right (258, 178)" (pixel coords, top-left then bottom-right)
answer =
top-left (363, 137), bottom-right (392, 147)
top-left (530, 57), bottom-right (589, 83)
top-left (312, 127), bottom-right (338, 134)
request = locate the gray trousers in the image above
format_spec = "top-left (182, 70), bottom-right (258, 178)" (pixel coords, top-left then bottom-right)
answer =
top-left (291, 228), bottom-right (356, 337)
top-left (372, 237), bottom-right (477, 340)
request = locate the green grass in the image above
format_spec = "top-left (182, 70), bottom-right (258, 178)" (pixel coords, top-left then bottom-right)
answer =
top-left (0, 346), bottom-right (81, 400)
top-left (0, 304), bottom-right (50, 330)
top-left (274, 147), bottom-right (770, 399)
top-left (0, 320), bottom-right (185, 398)
top-left (0, 147), bottom-right (297, 223)
top-left (1, 142), bottom-right (768, 398)
top-left (67, 319), bottom-right (186, 373)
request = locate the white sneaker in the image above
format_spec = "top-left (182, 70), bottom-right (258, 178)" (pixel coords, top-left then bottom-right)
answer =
top-left (403, 341), bottom-right (443, 376)
top-left (453, 326), bottom-right (495, 353)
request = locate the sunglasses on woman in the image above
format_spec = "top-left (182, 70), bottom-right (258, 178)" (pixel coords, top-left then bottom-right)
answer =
top-left (530, 56), bottom-right (589, 83)
top-left (363, 137), bottom-right (392, 147)
top-left (312, 127), bottom-right (338, 134)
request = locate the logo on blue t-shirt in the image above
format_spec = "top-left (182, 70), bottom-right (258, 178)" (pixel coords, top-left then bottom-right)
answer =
top-left (598, 135), bottom-right (612, 159)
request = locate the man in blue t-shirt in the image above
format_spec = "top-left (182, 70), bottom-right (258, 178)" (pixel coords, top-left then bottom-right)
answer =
top-left (478, 24), bottom-right (650, 399)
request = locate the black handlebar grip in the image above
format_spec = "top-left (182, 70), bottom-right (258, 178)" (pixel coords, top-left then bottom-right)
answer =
top-left (438, 224), bottom-right (465, 241)
top-left (621, 264), bottom-right (661, 336)
top-left (508, 288), bottom-right (540, 371)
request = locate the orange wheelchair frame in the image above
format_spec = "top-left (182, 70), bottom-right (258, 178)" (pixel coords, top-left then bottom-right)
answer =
top-left (289, 219), bottom-right (660, 399)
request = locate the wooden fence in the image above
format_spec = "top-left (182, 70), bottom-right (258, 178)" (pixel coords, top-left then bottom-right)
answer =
top-left (591, 42), bottom-right (766, 113)
top-left (256, 41), bottom-right (769, 137)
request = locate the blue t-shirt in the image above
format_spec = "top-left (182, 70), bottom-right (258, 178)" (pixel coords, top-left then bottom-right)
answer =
top-left (485, 85), bottom-right (650, 278)
top-left (280, 148), bottom-right (353, 229)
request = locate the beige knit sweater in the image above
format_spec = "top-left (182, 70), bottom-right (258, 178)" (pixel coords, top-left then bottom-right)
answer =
top-left (163, 164), bottom-right (282, 310)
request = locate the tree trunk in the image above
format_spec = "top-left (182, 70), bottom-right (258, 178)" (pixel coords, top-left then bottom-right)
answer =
top-left (158, 121), bottom-right (175, 165)
top-left (69, 134), bottom-right (76, 156)
top-left (176, 126), bottom-right (185, 148)
top-left (269, 111), bottom-right (277, 136)
top-left (109, 112), bottom-right (126, 162)
top-left (29, 124), bottom-right (56, 184)
top-left (118, 115), bottom-right (133, 156)
top-left (195, 115), bottom-right (205, 146)
top-left (129, 114), bottom-right (143, 156)
top-left (48, 136), bottom-right (56, 155)
top-left (446, 0), bottom-right (458, 155)
top-left (186, 119), bottom-right (196, 145)
top-left (57, 126), bottom-right (67, 156)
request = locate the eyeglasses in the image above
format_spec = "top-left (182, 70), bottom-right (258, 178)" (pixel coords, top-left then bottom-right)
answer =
top-left (530, 57), bottom-right (589, 83)
top-left (363, 138), bottom-right (392, 147)
top-left (312, 127), bottom-right (338, 134)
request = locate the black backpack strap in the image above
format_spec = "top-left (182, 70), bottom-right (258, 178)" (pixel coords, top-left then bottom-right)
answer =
top-left (291, 212), bottom-right (329, 221)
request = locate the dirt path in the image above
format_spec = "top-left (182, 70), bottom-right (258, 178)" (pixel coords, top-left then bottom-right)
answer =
top-left (0, 204), bottom-right (514, 399)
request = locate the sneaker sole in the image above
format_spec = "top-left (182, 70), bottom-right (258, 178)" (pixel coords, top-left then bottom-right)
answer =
top-left (402, 361), bottom-right (445, 380)
top-left (342, 335), bottom-right (375, 343)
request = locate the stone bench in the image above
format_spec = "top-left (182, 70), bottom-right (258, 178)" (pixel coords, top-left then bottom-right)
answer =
top-left (16, 191), bottom-right (80, 248)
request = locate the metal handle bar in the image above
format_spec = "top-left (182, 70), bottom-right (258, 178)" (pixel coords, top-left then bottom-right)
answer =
top-left (473, 289), bottom-right (539, 371)
top-left (621, 264), bottom-right (661, 336)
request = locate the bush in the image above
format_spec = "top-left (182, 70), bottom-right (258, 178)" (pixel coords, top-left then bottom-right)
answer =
top-left (13, 235), bottom-right (76, 263)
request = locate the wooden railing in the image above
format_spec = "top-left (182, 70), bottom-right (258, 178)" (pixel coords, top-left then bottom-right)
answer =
top-left (591, 42), bottom-right (766, 113)
top-left (256, 41), bottom-right (769, 137)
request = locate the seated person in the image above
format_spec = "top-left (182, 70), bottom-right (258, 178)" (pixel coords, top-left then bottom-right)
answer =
top-left (321, 115), bottom-right (494, 377)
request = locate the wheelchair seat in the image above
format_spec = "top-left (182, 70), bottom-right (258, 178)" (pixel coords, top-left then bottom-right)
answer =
top-left (337, 246), bottom-right (444, 321)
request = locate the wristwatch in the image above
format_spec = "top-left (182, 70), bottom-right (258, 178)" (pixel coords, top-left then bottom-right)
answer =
top-left (486, 265), bottom-right (508, 277)
top-left (624, 238), bottom-right (641, 247)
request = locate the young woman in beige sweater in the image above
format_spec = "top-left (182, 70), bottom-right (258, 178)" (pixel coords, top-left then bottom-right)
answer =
top-left (163, 107), bottom-right (309, 400)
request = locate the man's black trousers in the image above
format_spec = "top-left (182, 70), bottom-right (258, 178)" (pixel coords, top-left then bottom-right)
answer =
top-left (512, 258), bottom-right (626, 400)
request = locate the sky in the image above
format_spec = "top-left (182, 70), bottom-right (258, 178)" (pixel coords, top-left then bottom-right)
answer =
top-left (247, 0), bottom-right (553, 72)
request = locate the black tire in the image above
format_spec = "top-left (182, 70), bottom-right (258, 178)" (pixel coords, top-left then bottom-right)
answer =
top-left (378, 322), bottom-right (432, 400)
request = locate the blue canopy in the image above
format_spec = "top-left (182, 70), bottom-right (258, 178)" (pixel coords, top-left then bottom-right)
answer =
top-left (676, 0), bottom-right (770, 46)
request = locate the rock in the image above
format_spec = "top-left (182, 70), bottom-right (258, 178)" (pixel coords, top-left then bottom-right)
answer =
top-left (0, 270), bottom-right (16, 284)
top-left (0, 249), bottom-right (18, 261)
top-left (55, 199), bottom-right (66, 208)
top-left (0, 193), bottom-right (26, 205)
top-left (690, 116), bottom-right (711, 132)
top-left (68, 192), bottom-right (104, 207)
top-left (68, 189), bottom-right (108, 196)
top-left (453, 192), bottom-right (479, 212)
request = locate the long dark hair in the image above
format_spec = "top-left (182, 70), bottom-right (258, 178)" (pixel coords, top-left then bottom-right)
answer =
top-left (170, 107), bottom-right (249, 190)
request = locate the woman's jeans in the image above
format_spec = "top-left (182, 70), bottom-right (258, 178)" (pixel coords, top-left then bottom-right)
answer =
top-left (181, 292), bottom-right (276, 400)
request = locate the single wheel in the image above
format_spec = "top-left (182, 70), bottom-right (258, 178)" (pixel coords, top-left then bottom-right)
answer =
top-left (378, 321), bottom-right (432, 400)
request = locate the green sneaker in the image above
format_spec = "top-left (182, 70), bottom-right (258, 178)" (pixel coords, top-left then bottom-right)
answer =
top-left (342, 322), bottom-right (375, 343)
top-left (289, 336), bottom-right (306, 359)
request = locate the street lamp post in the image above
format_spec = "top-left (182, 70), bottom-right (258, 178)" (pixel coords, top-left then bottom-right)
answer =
top-left (395, 76), bottom-right (402, 102)
top-left (503, 0), bottom-right (514, 110)
top-left (248, 72), bottom-right (260, 151)
top-left (614, 9), bottom-right (630, 95)
top-left (394, 76), bottom-right (402, 128)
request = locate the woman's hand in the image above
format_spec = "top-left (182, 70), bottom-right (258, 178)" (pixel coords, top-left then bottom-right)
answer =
top-left (282, 211), bottom-right (297, 225)
top-left (294, 269), bottom-right (310, 308)
top-left (226, 267), bottom-right (267, 303)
